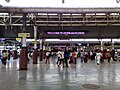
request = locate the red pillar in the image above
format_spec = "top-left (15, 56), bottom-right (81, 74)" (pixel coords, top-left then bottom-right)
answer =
top-left (40, 49), bottom-right (43, 61)
top-left (33, 49), bottom-right (38, 64)
top-left (19, 13), bottom-right (27, 70)
top-left (39, 49), bottom-right (46, 61)
top-left (19, 47), bottom-right (28, 70)
top-left (13, 50), bottom-right (17, 59)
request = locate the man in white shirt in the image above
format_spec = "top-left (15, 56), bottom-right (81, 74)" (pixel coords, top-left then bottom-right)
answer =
top-left (96, 50), bottom-right (102, 65)
top-left (56, 50), bottom-right (62, 65)
top-left (45, 51), bottom-right (50, 64)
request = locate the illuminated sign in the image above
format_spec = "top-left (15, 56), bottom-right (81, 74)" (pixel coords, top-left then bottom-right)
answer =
top-left (47, 32), bottom-right (85, 35)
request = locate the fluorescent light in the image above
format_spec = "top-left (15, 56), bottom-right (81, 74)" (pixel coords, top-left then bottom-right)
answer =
top-left (85, 39), bottom-right (99, 41)
top-left (102, 39), bottom-right (111, 41)
top-left (71, 39), bottom-right (84, 41)
top-left (45, 39), bottom-right (71, 42)
top-left (26, 39), bottom-right (35, 41)
top-left (45, 39), bottom-right (60, 41)
top-left (0, 13), bottom-right (9, 15)
top-left (45, 39), bottom-right (120, 42)
top-left (113, 39), bottom-right (120, 42)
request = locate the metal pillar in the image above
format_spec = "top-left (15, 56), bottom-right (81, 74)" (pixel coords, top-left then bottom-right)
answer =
top-left (39, 39), bottom-right (42, 61)
top-left (39, 39), bottom-right (45, 61)
top-left (112, 39), bottom-right (114, 50)
top-left (43, 40), bottom-right (46, 60)
top-left (13, 43), bottom-right (17, 59)
top-left (33, 26), bottom-right (38, 64)
top-left (19, 13), bottom-right (28, 70)
top-left (100, 40), bottom-right (103, 51)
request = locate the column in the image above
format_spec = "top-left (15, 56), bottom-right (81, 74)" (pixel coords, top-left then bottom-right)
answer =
top-left (19, 13), bottom-right (28, 70)
top-left (33, 26), bottom-right (38, 64)
top-left (3, 40), bottom-right (5, 50)
top-left (39, 39), bottom-right (46, 61)
top-left (39, 39), bottom-right (42, 61)
top-left (112, 39), bottom-right (114, 50)
top-left (13, 43), bottom-right (17, 59)
top-left (100, 40), bottom-right (103, 51)
top-left (43, 40), bottom-right (46, 60)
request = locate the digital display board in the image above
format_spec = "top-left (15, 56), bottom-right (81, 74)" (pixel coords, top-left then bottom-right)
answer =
top-left (47, 32), bottom-right (85, 35)
top-left (45, 30), bottom-right (89, 35)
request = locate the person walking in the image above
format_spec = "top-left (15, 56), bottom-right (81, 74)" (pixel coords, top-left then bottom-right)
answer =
top-left (84, 50), bottom-right (88, 63)
top-left (80, 50), bottom-right (84, 63)
top-left (96, 50), bottom-right (102, 65)
top-left (56, 50), bottom-right (61, 65)
top-left (56, 49), bottom-right (64, 67)
top-left (1, 50), bottom-right (8, 65)
top-left (45, 51), bottom-right (50, 64)
top-left (110, 49), bottom-right (115, 61)
top-left (64, 49), bottom-right (70, 67)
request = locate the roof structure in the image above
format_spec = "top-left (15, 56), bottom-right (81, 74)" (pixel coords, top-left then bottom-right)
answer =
top-left (0, 7), bottom-right (120, 39)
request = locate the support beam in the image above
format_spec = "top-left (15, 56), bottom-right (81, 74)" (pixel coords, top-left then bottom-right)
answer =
top-left (100, 40), bottom-right (103, 51)
top-left (19, 13), bottom-right (28, 70)
top-left (1, 7), bottom-right (120, 13)
top-left (39, 39), bottom-right (46, 61)
top-left (112, 39), bottom-right (114, 50)
top-left (39, 39), bottom-right (43, 61)
top-left (33, 26), bottom-right (38, 64)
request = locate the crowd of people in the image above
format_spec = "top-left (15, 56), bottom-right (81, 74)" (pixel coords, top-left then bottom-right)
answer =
top-left (45, 48), bottom-right (119, 67)
top-left (0, 47), bottom-right (119, 67)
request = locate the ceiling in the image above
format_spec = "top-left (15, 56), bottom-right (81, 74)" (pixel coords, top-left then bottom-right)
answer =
top-left (0, 7), bottom-right (120, 39)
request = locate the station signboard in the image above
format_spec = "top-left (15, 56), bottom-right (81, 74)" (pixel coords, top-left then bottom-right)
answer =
top-left (45, 30), bottom-right (89, 35)
top-left (18, 33), bottom-right (30, 37)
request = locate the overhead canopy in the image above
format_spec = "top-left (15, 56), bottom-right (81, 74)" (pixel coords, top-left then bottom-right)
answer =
top-left (0, 7), bottom-right (120, 39)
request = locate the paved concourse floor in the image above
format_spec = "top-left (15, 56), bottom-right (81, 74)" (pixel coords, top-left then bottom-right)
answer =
top-left (0, 58), bottom-right (120, 90)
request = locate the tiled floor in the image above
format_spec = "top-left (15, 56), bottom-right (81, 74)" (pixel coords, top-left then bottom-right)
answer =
top-left (0, 58), bottom-right (120, 90)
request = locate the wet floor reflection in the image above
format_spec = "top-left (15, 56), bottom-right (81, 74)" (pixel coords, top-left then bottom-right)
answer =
top-left (0, 59), bottom-right (120, 90)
